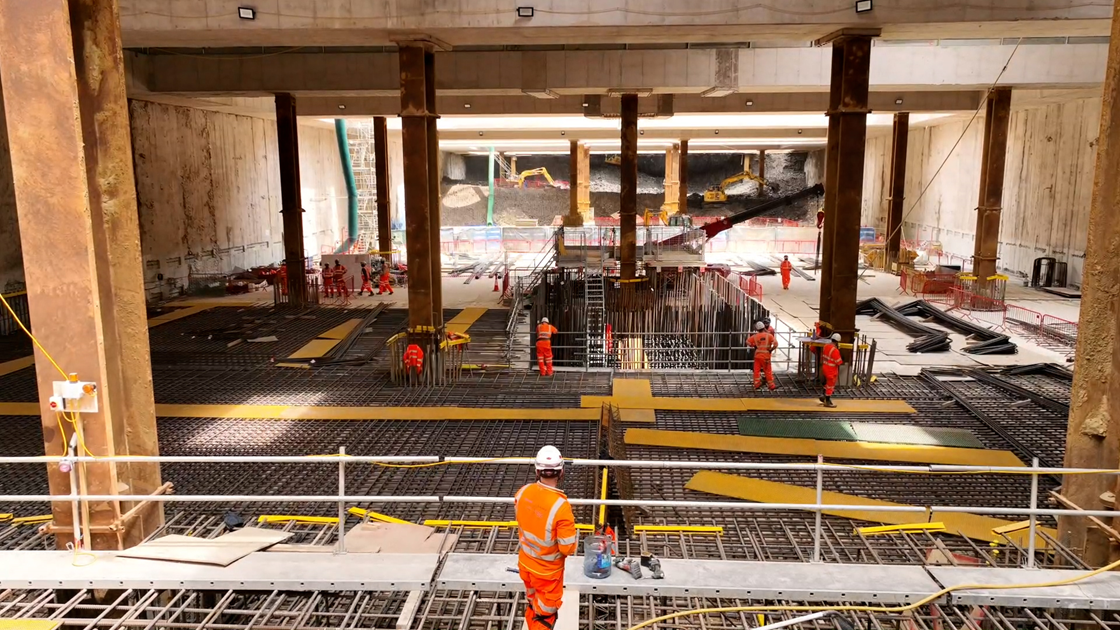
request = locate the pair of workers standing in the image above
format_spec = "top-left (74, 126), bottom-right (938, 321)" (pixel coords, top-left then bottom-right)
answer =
top-left (748, 318), bottom-right (843, 405)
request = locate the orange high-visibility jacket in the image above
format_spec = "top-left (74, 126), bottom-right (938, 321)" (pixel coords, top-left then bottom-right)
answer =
top-left (748, 332), bottom-right (777, 357)
top-left (404, 344), bottom-right (424, 367)
top-left (780, 260), bottom-right (793, 274)
top-left (822, 344), bottom-right (843, 370)
top-left (333, 265), bottom-right (348, 279)
top-left (514, 482), bottom-right (577, 578)
top-left (537, 323), bottom-right (558, 342)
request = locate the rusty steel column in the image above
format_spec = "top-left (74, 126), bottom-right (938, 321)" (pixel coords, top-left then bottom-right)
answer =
top-left (275, 93), bottom-right (308, 306)
top-left (0, 0), bottom-right (162, 549)
top-left (817, 46), bottom-right (845, 325)
top-left (619, 94), bottom-right (639, 280)
top-left (973, 87), bottom-right (1012, 282)
top-left (819, 35), bottom-right (872, 358)
top-left (1061, 0), bottom-right (1120, 567)
top-left (679, 139), bottom-right (689, 215)
top-left (399, 44), bottom-right (438, 335)
top-left (564, 139), bottom-right (583, 227)
top-left (423, 49), bottom-right (443, 328)
top-left (885, 112), bottom-right (910, 271)
top-left (373, 116), bottom-right (393, 261)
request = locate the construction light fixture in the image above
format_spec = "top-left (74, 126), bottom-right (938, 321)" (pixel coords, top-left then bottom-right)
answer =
top-left (238, 6), bottom-right (255, 19)
top-left (464, 103), bottom-right (472, 108)
top-left (855, 0), bottom-right (872, 12)
top-left (582, 102), bottom-right (589, 108)
top-left (516, 6), bottom-right (534, 18)
top-left (337, 104), bottom-right (346, 110)
top-left (478, 131), bottom-right (484, 136)
top-left (700, 87), bottom-right (736, 98)
top-left (745, 99), bottom-right (754, 107)
top-left (560, 130), bottom-right (566, 136)
top-left (639, 130), bottom-right (644, 135)
top-left (714, 130), bottom-right (720, 135)
top-left (895, 98), bottom-right (904, 105)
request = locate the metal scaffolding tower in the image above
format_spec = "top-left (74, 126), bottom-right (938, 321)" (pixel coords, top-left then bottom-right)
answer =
top-left (347, 120), bottom-right (380, 250)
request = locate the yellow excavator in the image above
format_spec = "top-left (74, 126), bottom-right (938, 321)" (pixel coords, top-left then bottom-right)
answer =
top-left (605, 155), bottom-right (621, 166)
top-left (703, 170), bottom-right (769, 204)
top-left (511, 167), bottom-right (567, 189)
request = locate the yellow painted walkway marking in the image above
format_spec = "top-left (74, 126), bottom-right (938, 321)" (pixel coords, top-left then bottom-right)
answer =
top-left (0, 356), bottom-right (34, 377)
top-left (0, 402), bottom-right (42, 415)
top-left (686, 471), bottom-right (1055, 547)
top-left (147, 306), bottom-right (210, 328)
top-left (320, 319), bottom-right (363, 340)
top-left (0, 621), bottom-right (60, 630)
top-left (618, 409), bottom-right (656, 423)
top-left (584, 395), bottom-right (915, 414)
top-left (625, 428), bottom-right (1025, 467)
top-left (287, 339), bottom-right (341, 359)
top-left (613, 379), bottom-right (653, 399)
top-left (446, 307), bottom-right (488, 335)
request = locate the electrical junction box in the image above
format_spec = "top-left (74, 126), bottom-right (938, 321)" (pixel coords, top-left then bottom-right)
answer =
top-left (48, 380), bottom-right (99, 413)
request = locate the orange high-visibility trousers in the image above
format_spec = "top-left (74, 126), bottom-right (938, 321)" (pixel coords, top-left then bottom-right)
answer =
top-left (823, 366), bottom-right (838, 396)
top-left (519, 566), bottom-right (564, 630)
top-left (536, 340), bottom-right (553, 376)
top-left (753, 354), bottom-right (775, 389)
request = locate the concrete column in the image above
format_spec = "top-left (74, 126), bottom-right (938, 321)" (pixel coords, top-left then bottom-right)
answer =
top-left (1060, 0), bottom-right (1120, 567)
top-left (564, 139), bottom-right (583, 227)
top-left (663, 144), bottom-right (680, 214)
top-left (885, 113), bottom-right (910, 271)
top-left (679, 139), bottom-right (689, 215)
top-left (275, 93), bottom-right (308, 306)
top-left (619, 94), bottom-right (639, 280)
top-left (973, 87), bottom-right (1012, 281)
top-left (0, 0), bottom-right (162, 549)
top-left (399, 44), bottom-right (441, 335)
top-left (373, 116), bottom-right (393, 261)
top-left (757, 150), bottom-right (767, 181)
top-left (578, 144), bottom-right (591, 221)
top-left (818, 35), bottom-right (872, 358)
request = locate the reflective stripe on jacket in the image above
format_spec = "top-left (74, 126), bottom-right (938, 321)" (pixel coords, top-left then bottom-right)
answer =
top-left (822, 344), bottom-right (843, 368)
top-left (515, 482), bottom-right (577, 578)
top-left (537, 324), bottom-right (557, 341)
top-left (748, 332), bottom-right (777, 357)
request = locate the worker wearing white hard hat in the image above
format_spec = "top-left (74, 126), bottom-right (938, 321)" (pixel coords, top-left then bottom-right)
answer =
top-left (536, 318), bottom-right (558, 377)
top-left (514, 445), bottom-right (577, 630)
top-left (820, 333), bottom-right (844, 408)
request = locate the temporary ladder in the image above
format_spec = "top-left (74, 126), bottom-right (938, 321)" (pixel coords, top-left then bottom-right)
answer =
top-left (584, 272), bottom-right (607, 368)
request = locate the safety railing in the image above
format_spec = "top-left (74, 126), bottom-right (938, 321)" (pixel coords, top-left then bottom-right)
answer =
top-left (386, 331), bottom-right (469, 386)
top-left (4, 452), bottom-right (1115, 567)
top-left (795, 331), bottom-right (877, 389)
top-left (272, 276), bottom-right (322, 307)
top-left (0, 290), bottom-right (28, 336)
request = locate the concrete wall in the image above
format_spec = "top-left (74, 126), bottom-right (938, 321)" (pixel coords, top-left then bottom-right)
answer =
top-left (862, 97), bottom-right (1101, 285)
top-left (130, 100), bottom-right (347, 299)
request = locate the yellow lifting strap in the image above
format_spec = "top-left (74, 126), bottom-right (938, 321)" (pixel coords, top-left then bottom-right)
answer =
top-left (257, 515), bottom-right (340, 525)
top-left (857, 522), bottom-right (946, 536)
top-left (348, 507), bottom-right (410, 525)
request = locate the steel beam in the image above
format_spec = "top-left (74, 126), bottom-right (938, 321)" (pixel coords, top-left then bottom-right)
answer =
top-left (819, 36), bottom-right (872, 358)
top-left (885, 112), bottom-right (910, 270)
top-left (374, 116), bottom-right (393, 261)
top-left (423, 49), bottom-right (443, 328)
top-left (1062, 0), bottom-right (1120, 568)
top-left (563, 139), bottom-right (583, 227)
top-left (973, 87), bottom-right (1012, 281)
top-left (399, 44), bottom-right (439, 334)
top-left (679, 139), bottom-right (689, 215)
top-left (275, 92), bottom-right (308, 306)
top-left (0, 0), bottom-right (162, 548)
top-left (620, 94), bottom-right (639, 280)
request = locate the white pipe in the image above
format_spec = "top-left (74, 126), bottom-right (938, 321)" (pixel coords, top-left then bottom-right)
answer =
top-left (2, 456), bottom-right (441, 464)
top-left (757, 611), bottom-right (835, 630)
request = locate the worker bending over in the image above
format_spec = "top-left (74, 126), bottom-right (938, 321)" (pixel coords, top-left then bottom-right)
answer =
top-left (780, 256), bottom-right (793, 290)
top-left (515, 446), bottom-right (577, 630)
top-left (359, 262), bottom-right (374, 296)
top-left (403, 343), bottom-right (424, 380)
top-left (821, 333), bottom-right (843, 407)
top-left (748, 321), bottom-right (778, 390)
top-left (333, 260), bottom-right (350, 298)
top-left (536, 317), bottom-right (558, 376)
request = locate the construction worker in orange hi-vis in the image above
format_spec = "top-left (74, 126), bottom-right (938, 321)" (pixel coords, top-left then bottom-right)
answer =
top-left (515, 445), bottom-right (577, 630)
top-left (333, 260), bottom-right (350, 298)
top-left (379, 266), bottom-right (394, 295)
top-left (748, 321), bottom-right (778, 390)
top-left (277, 262), bottom-right (288, 296)
top-left (359, 262), bottom-right (374, 296)
top-left (780, 255), bottom-right (793, 290)
top-left (536, 317), bottom-right (558, 376)
top-left (763, 317), bottom-right (774, 335)
top-left (403, 343), bottom-right (424, 377)
top-left (821, 333), bottom-right (843, 408)
top-left (321, 264), bottom-right (334, 297)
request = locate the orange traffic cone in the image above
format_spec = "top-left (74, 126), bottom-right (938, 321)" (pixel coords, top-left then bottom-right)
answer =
top-left (493, 274), bottom-right (500, 291)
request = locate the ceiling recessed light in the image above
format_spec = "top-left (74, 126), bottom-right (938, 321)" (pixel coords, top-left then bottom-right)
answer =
top-left (478, 131), bottom-right (484, 136)
top-left (639, 130), bottom-right (644, 135)
top-left (895, 98), bottom-right (904, 105)
top-left (582, 102), bottom-right (589, 108)
top-left (855, 0), bottom-right (872, 12)
top-left (714, 130), bottom-right (720, 135)
top-left (238, 7), bottom-right (255, 19)
top-left (337, 104), bottom-right (345, 110)
top-left (797, 129), bottom-right (803, 135)
top-left (516, 6), bottom-right (534, 18)
top-left (745, 99), bottom-right (754, 107)
top-left (464, 103), bottom-right (472, 109)
top-left (561, 131), bottom-right (566, 136)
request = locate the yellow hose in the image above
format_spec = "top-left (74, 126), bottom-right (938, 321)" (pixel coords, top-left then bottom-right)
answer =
top-left (627, 558), bottom-right (1120, 630)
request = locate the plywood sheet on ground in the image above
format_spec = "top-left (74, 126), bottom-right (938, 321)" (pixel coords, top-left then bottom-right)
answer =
top-left (685, 471), bottom-right (1054, 546)
top-left (627, 428), bottom-right (1024, 467)
top-left (117, 527), bottom-right (292, 566)
top-left (445, 307), bottom-right (488, 335)
top-left (583, 395), bottom-right (916, 414)
top-left (344, 522), bottom-right (458, 554)
top-left (287, 338), bottom-right (341, 359)
top-left (319, 319), bottom-right (364, 340)
top-left (612, 379), bottom-right (653, 399)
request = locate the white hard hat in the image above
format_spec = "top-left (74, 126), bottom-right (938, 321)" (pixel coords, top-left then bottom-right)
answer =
top-left (755, 322), bottom-right (764, 331)
top-left (535, 445), bottom-right (564, 471)
top-left (831, 333), bottom-right (842, 342)
top-left (541, 317), bottom-right (549, 324)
